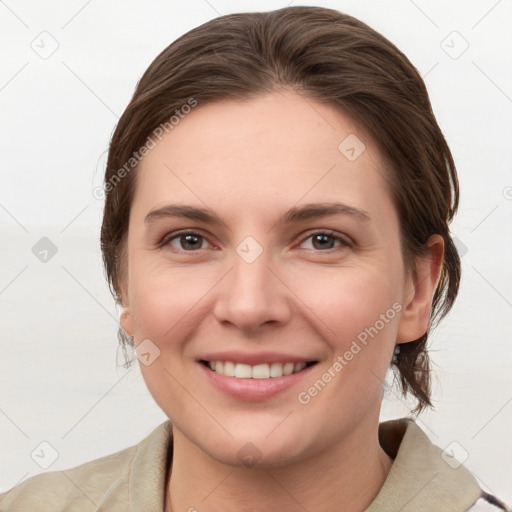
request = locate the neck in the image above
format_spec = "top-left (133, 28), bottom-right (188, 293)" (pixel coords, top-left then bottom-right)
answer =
top-left (166, 415), bottom-right (393, 512)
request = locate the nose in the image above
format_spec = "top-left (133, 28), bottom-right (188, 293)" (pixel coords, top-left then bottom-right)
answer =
top-left (213, 247), bottom-right (292, 334)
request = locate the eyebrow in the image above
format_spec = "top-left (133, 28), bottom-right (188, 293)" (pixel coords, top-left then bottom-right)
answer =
top-left (145, 202), bottom-right (370, 227)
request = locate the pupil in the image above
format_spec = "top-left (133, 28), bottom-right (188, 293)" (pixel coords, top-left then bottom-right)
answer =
top-left (183, 234), bottom-right (200, 249)
top-left (314, 234), bottom-right (333, 250)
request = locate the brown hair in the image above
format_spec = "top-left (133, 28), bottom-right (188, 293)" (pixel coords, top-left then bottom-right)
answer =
top-left (101, 6), bottom-right (460, 414)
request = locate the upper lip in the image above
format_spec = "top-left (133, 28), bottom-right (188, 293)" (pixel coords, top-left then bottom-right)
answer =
top-left (199, 351), bottom-right (317, 366)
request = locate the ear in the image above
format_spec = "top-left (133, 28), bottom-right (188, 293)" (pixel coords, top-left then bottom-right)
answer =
top-left (396, 234), bottom-right (444, 344)
top-left (117, 270), bottom-right (134, 337)
top-left (120, 306), bottom-right (134, 338)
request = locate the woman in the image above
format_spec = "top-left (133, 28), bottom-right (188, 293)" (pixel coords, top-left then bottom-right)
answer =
top-left (1, 6), bottom-right (509, 511)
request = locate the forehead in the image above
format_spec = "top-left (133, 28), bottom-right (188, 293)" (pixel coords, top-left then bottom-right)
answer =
top-left (133, 90), bottom-right (396, 226)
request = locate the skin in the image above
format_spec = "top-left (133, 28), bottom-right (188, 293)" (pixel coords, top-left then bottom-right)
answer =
top-left (120, 89), bottom-right (444, 512)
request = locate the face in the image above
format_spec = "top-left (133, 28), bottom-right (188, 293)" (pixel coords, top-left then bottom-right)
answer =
top-left (120, 89), bottom-right (427, 467)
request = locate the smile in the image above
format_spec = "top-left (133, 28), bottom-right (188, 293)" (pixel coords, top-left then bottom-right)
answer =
top-left (201, 360), bottom-right (317, 379)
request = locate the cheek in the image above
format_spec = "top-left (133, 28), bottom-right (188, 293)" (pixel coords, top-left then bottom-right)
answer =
top-left (127, 265), bottom-right (215, 423)
top-left (130, 267), bottom-right (209, 341)
top-left (128, 252), bottom-right (404, 350)
top-left (292, 268), bottom-right (402, 416)
top-left (289, 261), bottom-right (402, 345)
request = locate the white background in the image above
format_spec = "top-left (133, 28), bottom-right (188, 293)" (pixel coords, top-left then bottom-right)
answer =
top-left (1, 0), bottom-right (511, 504)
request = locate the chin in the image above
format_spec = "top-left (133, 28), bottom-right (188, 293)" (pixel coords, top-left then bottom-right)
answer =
top-left (196, 419), bottom-right (315, 469)
top-left (209, 438), bottom-right (307, 470)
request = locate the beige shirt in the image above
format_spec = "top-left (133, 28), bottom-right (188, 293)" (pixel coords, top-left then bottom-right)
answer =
top-left (0, 418), bottom-right (488, 511)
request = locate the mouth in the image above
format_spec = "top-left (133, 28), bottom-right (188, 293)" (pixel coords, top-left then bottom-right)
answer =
top-left (200, 360), bottom-right (318, 379)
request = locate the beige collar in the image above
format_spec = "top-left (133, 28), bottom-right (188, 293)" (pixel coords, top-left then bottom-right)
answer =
top-left (366, 418), bottom-right (481, 511)
top-left (126, 419), bottom-right (482, 511)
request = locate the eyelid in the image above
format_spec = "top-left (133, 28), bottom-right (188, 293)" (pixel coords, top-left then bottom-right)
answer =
top-left (159, 228), bottom-right (353, 253)
top-left (158, 229), bottom-right (215, 251)
top-left (297, 229), bottom-right (354, 250)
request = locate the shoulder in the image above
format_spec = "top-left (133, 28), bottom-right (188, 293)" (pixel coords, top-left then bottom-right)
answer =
top-left (467, 492), bottom-right (512, 512)
top-left (373, 418), bottom-right (511, 512)
top-left (0, 443), bottom-right (137, 510)
top-left (0, 421), bottom-right (172, 511)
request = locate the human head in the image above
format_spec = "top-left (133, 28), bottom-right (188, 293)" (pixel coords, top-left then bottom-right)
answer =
top-left (100, 6), bottom-right (460, 414)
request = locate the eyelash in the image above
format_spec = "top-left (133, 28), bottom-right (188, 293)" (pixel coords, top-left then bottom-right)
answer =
top-left (159, 229), bottom-right (353, 253)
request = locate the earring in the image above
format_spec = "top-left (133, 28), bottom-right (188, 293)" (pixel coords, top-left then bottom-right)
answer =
top-left (391, 344), bottom-right (401, 365)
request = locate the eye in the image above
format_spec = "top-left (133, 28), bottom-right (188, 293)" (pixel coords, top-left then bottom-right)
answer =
top-left (159, 230), bottom-right (351, 253)
top-left (299, 231), bottom-right (352, 251)
top-left (162, 231), bottom-right (210, 251)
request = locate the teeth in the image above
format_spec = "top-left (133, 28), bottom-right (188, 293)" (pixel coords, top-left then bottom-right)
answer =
top-left (223, 361), bottom-right (235, 377)
top-left (234, 363), bottom-right (252, 378)
top-left (205, 361), bottom-right (311, 379)
top-left (294, 362), bottom-right (306, 373)
top-left (283, 362), bottom-right (295, 375)
top-left (252, 364), bottom-right (270, 379)
top-left (270, 362), bottom-right (284, 377)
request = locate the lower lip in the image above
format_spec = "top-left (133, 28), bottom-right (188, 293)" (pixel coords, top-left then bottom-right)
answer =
top-left (199, 362), bottom-right (316, 401)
